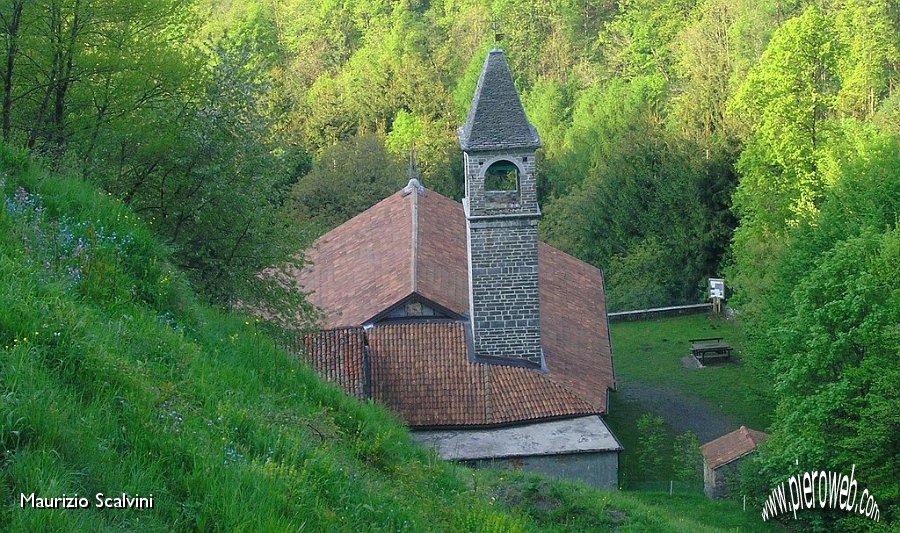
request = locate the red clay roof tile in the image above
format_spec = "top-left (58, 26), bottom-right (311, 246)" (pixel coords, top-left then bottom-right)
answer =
top-left (296, 191), bottom-right (415, 327)
top-left (300, 327), bottom-right (368, 399)
top-left (367, 322), bottom-right (596, 427)
top-left (414, 192), bottom-right (469, 315)
top-left (701, 426), bottom-right (769, 470)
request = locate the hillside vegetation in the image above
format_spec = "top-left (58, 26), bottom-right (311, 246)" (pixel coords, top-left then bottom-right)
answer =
top-left (0, 146), bottom-right (786, 531)
top-left (2, 0), bottom-right (898, 530)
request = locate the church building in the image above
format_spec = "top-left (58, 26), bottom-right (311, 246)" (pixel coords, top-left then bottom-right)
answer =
top-left (288, 49), bottom-right (621, 488)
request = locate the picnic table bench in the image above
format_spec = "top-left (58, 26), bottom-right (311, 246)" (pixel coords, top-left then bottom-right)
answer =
top-left (689, 337), bottom-right (732, 364)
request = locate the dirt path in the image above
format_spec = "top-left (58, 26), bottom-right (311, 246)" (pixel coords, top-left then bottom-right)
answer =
top-left (615, 378), bottom-right (740, 443)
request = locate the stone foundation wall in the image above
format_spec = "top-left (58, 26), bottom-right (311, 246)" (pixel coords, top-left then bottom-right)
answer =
top-left (470, 452), bottom-right (620, 489)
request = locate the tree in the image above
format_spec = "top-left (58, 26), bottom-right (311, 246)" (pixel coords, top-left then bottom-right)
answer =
top-left (729, 6), bottom-right (841, 237)
top-left (727, 6), bottom-right (843, 315)
top-left (290, 133), bottom-right (404, 231)
top-left (0, 0), bottom-right (191, 158)
top-left (602, 0), bottom-right (697, 81)
top-left (541, 77), bottom-right (721, 310)
top-left (549, 76), bottom-right (665, 199)
top-left (673, 431), bottom-right (703, 483)
top-left (637, 414), bottom-right (667, 474)
top-left (734, 123), bottom-right (900, 528)
top-left (0, 0), bottom-right (24, 141)
top-left (834, 0), bottom-right (899, 119)
top-left (96, 35), bottom-right (303, 303)
top-left (604, 237), bottom-right (670, 312)
top-left (670, 0), bottom-right (803, 144)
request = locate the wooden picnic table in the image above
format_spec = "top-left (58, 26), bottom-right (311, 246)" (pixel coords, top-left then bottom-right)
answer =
top-left (689, 337), bottom-right (732, 364)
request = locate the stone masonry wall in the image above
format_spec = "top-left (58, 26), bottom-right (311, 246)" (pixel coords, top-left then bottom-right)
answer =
top-left (470, 451), bottom-right (619, 490)
top-left (467, 216), bottom-right (542, 365)
top-left (464, 148), bottom-right (538, 217)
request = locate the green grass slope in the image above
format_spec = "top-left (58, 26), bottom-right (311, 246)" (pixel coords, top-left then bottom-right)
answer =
top-left (611, 315), bottom-right (773, 429)
top-left (0, 145), bottom-right (779, 531)
top-left (607, 315), bottom-right (776, 487)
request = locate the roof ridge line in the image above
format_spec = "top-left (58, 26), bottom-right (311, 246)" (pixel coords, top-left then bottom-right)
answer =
top-left (410, 186), bottom-right (419, 294)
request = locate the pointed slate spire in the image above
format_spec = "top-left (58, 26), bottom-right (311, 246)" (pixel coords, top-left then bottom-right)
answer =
top-left (458, 49), bottom-right (541, 151)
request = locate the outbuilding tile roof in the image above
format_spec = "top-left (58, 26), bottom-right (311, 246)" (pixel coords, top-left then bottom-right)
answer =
top-left (701, 426), bottom-right (769, 470)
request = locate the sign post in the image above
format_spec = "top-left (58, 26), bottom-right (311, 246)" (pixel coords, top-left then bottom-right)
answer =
top-left (709, 278), bottom-right (725, 314)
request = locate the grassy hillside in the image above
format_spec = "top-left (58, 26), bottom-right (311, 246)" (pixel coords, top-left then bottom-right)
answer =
top-left (0, 146), bottom-right (779, 531)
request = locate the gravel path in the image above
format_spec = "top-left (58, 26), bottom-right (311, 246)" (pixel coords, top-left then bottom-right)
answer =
top-left (615, 379), bottom-right (740, 443)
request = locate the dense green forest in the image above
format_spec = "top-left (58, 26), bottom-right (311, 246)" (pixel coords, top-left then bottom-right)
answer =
top-left (2, 0), bottom-right (898, 530)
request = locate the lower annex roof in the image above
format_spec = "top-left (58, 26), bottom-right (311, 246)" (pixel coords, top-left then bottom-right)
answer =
top-left (302, 322), bottom-right (604, 428)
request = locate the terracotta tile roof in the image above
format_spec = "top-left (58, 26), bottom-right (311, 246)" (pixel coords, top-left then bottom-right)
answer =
top-left (538, 243), bottom-right (614, 408)
top-left (301, 327), bottom-right (368, 399)
top-left (414, 192), bottom-right (469, 315)
top-left (701, 426), bottom-right (769, 470)
top-left (368, 322), bottom-right (596, 427)
top-left (289, 185), bottom-right (616, 423)
top-left (295, 191), bottom-right (415, 327)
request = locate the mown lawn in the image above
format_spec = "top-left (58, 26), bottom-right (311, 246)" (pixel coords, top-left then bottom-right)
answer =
top-left (606, 313), bottom-right (775, 490)
top-left (611, 313), bottom-right (773, 430)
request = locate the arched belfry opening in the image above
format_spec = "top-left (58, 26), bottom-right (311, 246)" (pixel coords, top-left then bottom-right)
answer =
top-left (483, 160), bottom-right (519, 191)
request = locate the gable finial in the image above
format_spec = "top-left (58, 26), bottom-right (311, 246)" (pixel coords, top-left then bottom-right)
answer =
top-left (492, 22), bottom-right (504, 45)
top-left (407, 146), bottom-right (420, 181)
top-left (403, 146), bottom-right (425, 196)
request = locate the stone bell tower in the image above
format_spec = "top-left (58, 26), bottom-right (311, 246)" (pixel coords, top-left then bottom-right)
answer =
top-left (459, 48), bottom-right (543, 367)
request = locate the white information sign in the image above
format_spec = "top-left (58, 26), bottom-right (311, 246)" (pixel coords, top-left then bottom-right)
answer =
top-left (709, 278), bottom-right (725, 300)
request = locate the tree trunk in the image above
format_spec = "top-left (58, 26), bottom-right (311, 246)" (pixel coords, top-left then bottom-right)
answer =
top-left (53, 0), bottom-right (82, 154)
top-left (1, 0), bottom-right (24, 142)
top-left (28, 1), bottom-right (63, 149)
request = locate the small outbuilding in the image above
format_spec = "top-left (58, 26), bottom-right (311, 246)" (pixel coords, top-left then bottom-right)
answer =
top-left (700, 426), bottom-right (768, 499)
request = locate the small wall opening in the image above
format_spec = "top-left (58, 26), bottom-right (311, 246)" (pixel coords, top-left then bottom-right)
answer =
top-left (484, 160), bottom-right (519, 191)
